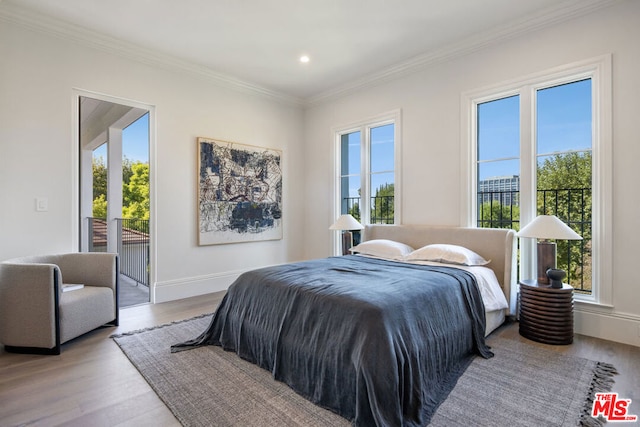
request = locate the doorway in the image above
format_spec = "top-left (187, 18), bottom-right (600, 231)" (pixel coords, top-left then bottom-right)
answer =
top-left (78, 95), bottom-right (152, 307)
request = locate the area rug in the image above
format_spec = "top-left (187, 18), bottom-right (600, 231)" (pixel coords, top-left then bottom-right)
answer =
top-left (112, 315), bottom-right (616, 427)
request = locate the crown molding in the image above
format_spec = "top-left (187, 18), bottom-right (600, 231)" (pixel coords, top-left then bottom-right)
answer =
top-left (306, 0), bottom-right (622, 106)
top-left (0, 2), bottom-right (304, 107)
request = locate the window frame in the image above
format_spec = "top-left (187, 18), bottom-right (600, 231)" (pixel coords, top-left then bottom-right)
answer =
top-left (332, 109), bottom-right (402, 255)
top-left (460, 55), bottom-right (612, 306)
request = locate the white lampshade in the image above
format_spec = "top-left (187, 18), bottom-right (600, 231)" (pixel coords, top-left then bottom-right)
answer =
top-left (329, 214), bottom-right (364, 231)
top-left (517, 215), bottom-right (582, 240)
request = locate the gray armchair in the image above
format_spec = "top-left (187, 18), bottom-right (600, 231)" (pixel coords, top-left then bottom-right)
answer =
top-left (0, 253), bottom-right (119, 355)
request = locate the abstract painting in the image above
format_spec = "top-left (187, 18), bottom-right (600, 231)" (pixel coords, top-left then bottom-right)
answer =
top-left (198, 137), bottom-right (282, 245)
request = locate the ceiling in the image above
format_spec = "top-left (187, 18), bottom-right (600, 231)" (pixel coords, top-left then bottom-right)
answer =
top-left (1, 0), bottom-right (617, 103)
top-left (79, 97), bottom-right (147, 150)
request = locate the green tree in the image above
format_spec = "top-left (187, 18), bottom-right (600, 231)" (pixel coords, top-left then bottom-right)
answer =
top-left (476, 152), bottom-right (591, 290)
top-left (93, 156), bottom-right (107, 203)
top-left (92, 155), bottom-right (150, 220)
top-left (93, 194), bottom-right (107, 218)
top-left (478, 201), bottom-right (520, 230)
top-left (122, 157), bottom-right (134, 187)
top-left (537, 152), bottom-right (592, 190)
top-left (372, 183), bottom-right (394, 224)
top-left (122, 162), bottom-right (150, 220)
top-left (537, 152), bottom-right (592, 289)
top-left (348, 202), bottom-right (361, 222)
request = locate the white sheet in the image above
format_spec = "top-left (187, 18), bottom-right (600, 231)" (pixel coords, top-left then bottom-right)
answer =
top-left (402, 260), bottom-right (509, 312)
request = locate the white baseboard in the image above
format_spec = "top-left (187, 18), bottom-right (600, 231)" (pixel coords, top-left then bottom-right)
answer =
top-left (575, 306), bottom-right (640, 348)
top-left (152, 269), bottom-right (244, 303)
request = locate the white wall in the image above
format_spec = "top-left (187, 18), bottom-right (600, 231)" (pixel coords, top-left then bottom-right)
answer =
top-left (0, 20), bottom-right (305, 302)
top-left (303, 0), bottom-right (640, 346)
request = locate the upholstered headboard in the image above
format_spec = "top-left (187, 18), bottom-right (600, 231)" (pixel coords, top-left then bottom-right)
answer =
top-left (364, 224), bottom-right (517, 311)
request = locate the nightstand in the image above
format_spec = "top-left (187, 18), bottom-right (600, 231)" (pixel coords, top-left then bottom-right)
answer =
top-left (518, 279), bottom-right (573, 345)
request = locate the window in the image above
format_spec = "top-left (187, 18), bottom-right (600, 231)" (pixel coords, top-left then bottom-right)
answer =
top-left (461, 56), bottom-right (612, 305)
top-left (476, 95), bottom-right (520, 229)
top-left (334, 110), bottom-right (401, 252)
top-left (536, 80), bottom-right (592, 293)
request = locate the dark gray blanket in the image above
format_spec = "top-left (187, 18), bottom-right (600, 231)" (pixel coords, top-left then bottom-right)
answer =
top-left (172, 256), bottom-right (492, 426)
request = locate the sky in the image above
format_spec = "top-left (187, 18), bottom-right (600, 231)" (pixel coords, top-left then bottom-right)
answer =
top-left (341, 78), bottom-right (591, 198)
top-left (123, 112), bottom-right (149, 163)
top-left (93, 112), bottom-right (149, 163)
top-left (477, 78), bottom-right (592, 180)
top-left (342, 123), bottom-right (394, 198)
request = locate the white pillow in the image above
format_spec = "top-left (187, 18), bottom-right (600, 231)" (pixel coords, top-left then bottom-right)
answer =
top-left (406, 244), bottom-right (490, 266)
top-left (349, 239), bottom-right (414, 260)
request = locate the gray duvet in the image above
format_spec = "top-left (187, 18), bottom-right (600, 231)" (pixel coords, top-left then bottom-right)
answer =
top-left (172, 255), bottom-right (493, 426)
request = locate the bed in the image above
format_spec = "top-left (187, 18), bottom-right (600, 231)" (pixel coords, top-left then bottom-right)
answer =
top-left (173, 225), bottom-right (516, 426)
top-left (363, 225), bottom-right (517, 335)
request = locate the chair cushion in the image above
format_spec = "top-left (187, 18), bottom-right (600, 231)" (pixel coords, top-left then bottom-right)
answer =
top-left (59, 286), bottom-right (115, 343)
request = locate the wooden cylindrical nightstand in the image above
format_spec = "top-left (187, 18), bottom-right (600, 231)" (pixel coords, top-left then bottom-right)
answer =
top-left (518, 279), bottom-right (574, 345)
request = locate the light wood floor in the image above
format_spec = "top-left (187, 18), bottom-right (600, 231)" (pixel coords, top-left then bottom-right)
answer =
top-left (1, 292), bottom-right (638, 426)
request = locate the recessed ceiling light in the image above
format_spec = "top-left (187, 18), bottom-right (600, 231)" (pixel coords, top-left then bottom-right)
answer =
top-left (299, 55), bottom-right (310, 63)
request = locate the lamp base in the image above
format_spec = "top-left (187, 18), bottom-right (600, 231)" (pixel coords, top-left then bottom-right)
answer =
top-left (341, 231), bottom-right (353, 256)
top-left (537, 241), bottom-right (556, 284)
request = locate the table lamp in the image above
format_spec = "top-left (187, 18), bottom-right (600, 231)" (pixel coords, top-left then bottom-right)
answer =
top-left (330, 214), bottom-right (364, 255)
top-left (517, 215), bottom-right (582, 288)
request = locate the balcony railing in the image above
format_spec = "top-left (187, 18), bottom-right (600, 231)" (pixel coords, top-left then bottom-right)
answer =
top-left (343, 195), bottom-right (395, 224)
top-left (478, 188), bottom-right (592, 293)
top-left (88, 217), bottom-right (150, 288)
top-left (116, 218), bottom-right (150, 287)
top-left (88, 218), bottom-right (107, 252)
top-left (342, 188), bottom-right (591, 293)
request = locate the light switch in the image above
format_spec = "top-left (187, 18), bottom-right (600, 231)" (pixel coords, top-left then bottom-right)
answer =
top-left (36, 197), bottom-right (48, 212)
